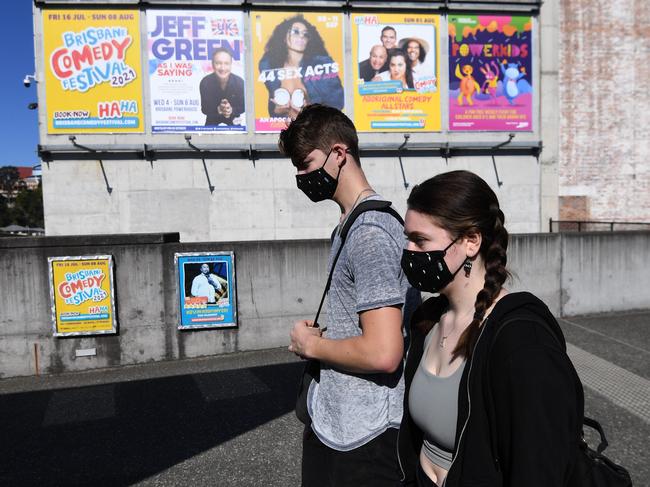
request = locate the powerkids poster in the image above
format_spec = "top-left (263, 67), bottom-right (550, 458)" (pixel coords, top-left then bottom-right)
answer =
top-left (175, 252), bottom-right (237, 330)
top-left (48, 256), bottom-right (117, 337)
top-left (352, 13), bottom-right (441, 132)
top-left (448, 15), bottom-right (533, 131)
top-left (252, 11), bottom-right (344, 133)
top-left (43, 10), bottom-right (143, 133)
top-left (147, 10), bottom-right (246, 132)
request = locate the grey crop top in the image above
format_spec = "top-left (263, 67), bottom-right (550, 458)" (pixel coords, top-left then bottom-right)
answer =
top-left (408, 329), bottom-right (466, 471)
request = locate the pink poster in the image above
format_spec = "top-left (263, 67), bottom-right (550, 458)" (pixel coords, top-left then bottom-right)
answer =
top-left (448, 15), bottom-right (533, 131)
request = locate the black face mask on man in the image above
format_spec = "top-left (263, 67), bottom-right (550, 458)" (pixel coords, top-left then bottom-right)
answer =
top-left (295, 148), bottom-right (341, 202)
top-left (401, 238), bottom-right (465, 293)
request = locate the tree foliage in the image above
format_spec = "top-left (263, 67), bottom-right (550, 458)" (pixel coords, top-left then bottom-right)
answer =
top-left (11, 185), bottom-right (44, 228)
top-left (0, 166), bottom-right (20, 195)
top-left (0, 166), bottom-right (44, 230)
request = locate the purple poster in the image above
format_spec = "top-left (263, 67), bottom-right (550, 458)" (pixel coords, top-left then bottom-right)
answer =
top-left (448, 15), bottom-right (533, 131)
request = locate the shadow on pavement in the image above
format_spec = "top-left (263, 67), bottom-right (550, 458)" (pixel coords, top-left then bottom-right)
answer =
top-left (0, 361), bottom-right (303, 486)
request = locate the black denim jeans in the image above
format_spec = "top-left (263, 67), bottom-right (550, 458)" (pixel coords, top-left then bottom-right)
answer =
top-left (301, 426), bottom-right (402, 487)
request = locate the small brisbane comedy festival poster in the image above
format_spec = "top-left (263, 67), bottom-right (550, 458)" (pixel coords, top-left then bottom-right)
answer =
top-left (147, 10), bottom-right (246, 132)
top-left (251, 11), bottom-right (345, 133)
top-left (175, 252), bottom-right (237, 330)
top-left (48, 256), bottom-right (117, 337)
top-left (352, 13), bottom-right (441, 132)
top-left (43, 10), bottom-right (143, 133)
top-left (448, 15), bottom-right (533, 131)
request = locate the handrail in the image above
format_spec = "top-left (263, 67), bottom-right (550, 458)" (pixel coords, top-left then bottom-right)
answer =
top-left (549, 219), bottom-right (650, 233)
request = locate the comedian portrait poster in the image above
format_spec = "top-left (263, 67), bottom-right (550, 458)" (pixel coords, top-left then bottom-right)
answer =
top-left (147, 10), bottom-right (246, 132)
top-left (48, 256), bottom-right (117, 337)
top-left (175, 252), bottom-right (237, 330)
top-left (448, 15), bottom-right (533, 131)
top-left (251, 11), bottom-right (344, 133)
top-left (42, 10), bottom-right (143, 133)
top-left (352, 13), bottom-right (441, 132)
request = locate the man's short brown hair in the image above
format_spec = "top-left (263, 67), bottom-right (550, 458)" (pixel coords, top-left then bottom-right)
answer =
top-left (278, 104), bottom-right (360, 170)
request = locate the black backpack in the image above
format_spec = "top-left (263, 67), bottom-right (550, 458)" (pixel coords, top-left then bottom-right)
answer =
top-left (487, 315), bottom-right (633, 486)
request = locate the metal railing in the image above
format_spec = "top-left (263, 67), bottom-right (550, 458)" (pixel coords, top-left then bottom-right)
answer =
top-left (549, 219), bottom-right (650, 233)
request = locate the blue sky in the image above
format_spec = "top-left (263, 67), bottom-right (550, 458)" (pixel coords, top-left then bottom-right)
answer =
top-left (1, 1), bottom-right (39, 168)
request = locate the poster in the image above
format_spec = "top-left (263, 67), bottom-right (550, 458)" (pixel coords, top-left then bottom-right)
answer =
top-left (48, 256), bottom-right (117, 337)
top-left (448, 15), bottom-right (533, 131)
top-left (175, 252), bottom-right (237, 329)
top-left (251, 11), bottom-right (344, 132)
top-left (43, 10), bottom-right (143, 133)
top-left (147, 10), bottom-right (246, 132)
top-left (352, 13), bottom-right (441, 132)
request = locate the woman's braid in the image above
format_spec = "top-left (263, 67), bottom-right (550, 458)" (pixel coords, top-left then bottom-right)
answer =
top-left (452, 206), bottom-right (509, 361)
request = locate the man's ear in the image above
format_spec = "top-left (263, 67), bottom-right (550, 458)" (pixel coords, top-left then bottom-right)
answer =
top-left (331, 143), bottom-right (349, 168)
top-left (465, 231), bottom-right (482, 258)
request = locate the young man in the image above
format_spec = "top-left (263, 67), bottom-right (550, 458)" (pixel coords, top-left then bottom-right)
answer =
top-left (279, 104), bottom-right (409, 486)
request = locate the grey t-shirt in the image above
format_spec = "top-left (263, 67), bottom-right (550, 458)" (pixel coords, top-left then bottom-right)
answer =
top-left (307, 196), bottom-right (408, 451)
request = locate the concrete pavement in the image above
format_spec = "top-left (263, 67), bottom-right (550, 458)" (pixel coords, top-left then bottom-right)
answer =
top-left (0, 309), bottom-right (648, 486)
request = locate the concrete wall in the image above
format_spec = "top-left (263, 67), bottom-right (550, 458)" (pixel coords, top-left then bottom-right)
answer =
top-left (42, 155), bottom-right (542, 241)
top-left (0, 233), bottom-right (330, 378)
top-left (1, 230), bottom-right (648, 379)
top-left (560, 232), bottom-right (650, 315)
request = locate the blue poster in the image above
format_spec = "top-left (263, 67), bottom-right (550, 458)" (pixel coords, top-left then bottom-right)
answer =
top-left (175, 252), bottom-right (237, 329)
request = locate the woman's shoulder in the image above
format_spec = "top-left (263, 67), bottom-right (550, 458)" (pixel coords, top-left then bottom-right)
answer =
top-left (487, 292), bottom-right (566, 358)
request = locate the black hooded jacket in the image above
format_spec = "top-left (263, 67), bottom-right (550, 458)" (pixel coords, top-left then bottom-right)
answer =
top-left (397, 292), bottom-right (583, 486)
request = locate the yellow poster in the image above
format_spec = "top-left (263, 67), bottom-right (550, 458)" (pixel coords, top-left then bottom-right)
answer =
top-left (352, 13), bottom-right (441, 132)
top-left (251, 11), bottom-right (344, 132)
top-left (49, 256), bottom-right (117, 336)
top-left (42, 9), bottom-right (143, 133)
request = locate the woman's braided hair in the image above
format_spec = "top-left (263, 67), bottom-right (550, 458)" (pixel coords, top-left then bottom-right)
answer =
top-left (406, 170), bottom-right (510, 360)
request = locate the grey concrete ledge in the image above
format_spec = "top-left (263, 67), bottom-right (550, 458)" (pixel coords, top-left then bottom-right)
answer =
top-left (0, 232), bottom-right (181, 249)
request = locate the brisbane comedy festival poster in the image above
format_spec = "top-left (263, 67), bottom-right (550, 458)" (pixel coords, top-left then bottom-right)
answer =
top-left (448, 15), bottom-right (533, 131)
top-left (43, 9), bottom-right (144, 133)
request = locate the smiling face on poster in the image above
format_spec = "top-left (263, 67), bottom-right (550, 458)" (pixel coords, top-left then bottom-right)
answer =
top-left (448, 15), bottom-right (533, 131)
top-left (352, 13), bottom-right (441, 132)
top-left (148, 10), bottom-right (246, 133)
top-left (252, 12), bottom-right (345, 133)
top-left (175, 252), bottom-right (237, 329)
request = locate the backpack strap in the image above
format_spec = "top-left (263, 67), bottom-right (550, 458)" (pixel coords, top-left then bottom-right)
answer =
top-left (313, 199), bottom-right (403, 327)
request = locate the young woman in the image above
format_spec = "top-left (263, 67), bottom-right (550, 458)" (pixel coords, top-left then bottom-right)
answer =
top-left (397, 170), bottom-right (583, 486)
top-left (377, 48), bottom-right (414, 89)
top-left (258, 15), bottom-right (344, 120)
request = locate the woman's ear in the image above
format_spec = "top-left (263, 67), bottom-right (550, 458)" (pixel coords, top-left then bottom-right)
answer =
top-left (464, 231), bottom-right (482, 258)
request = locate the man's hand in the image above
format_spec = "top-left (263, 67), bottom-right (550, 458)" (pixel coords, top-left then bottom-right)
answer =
top-left (217, 99), bottom-right (233, 118)
top-left (289, 320), bottom-right (321, 359)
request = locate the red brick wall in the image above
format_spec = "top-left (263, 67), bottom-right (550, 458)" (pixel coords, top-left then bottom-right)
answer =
top-left (559, 0), bottom-right (650, 222)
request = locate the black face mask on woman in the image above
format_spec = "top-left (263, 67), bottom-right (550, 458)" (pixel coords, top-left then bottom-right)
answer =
top-left (295, 148), bottom-right (340, 202)
top-left (401, 238), bottom-right (464, 293)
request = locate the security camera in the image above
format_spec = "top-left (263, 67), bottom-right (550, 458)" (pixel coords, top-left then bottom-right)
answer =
top-left (23, 74), bottom-right (36, 88)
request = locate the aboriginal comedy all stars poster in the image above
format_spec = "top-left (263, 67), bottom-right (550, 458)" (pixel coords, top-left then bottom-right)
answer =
top-left (252, 11), bottom-right (344, 133)
top-left (352, 13), bottom-right (441, 132)
top-left (43, 10), bottom-right (143, 133)
top-left (448, 15), bottom-right (533, 131)
top-left (147, 10), bottom-right (246, 132)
